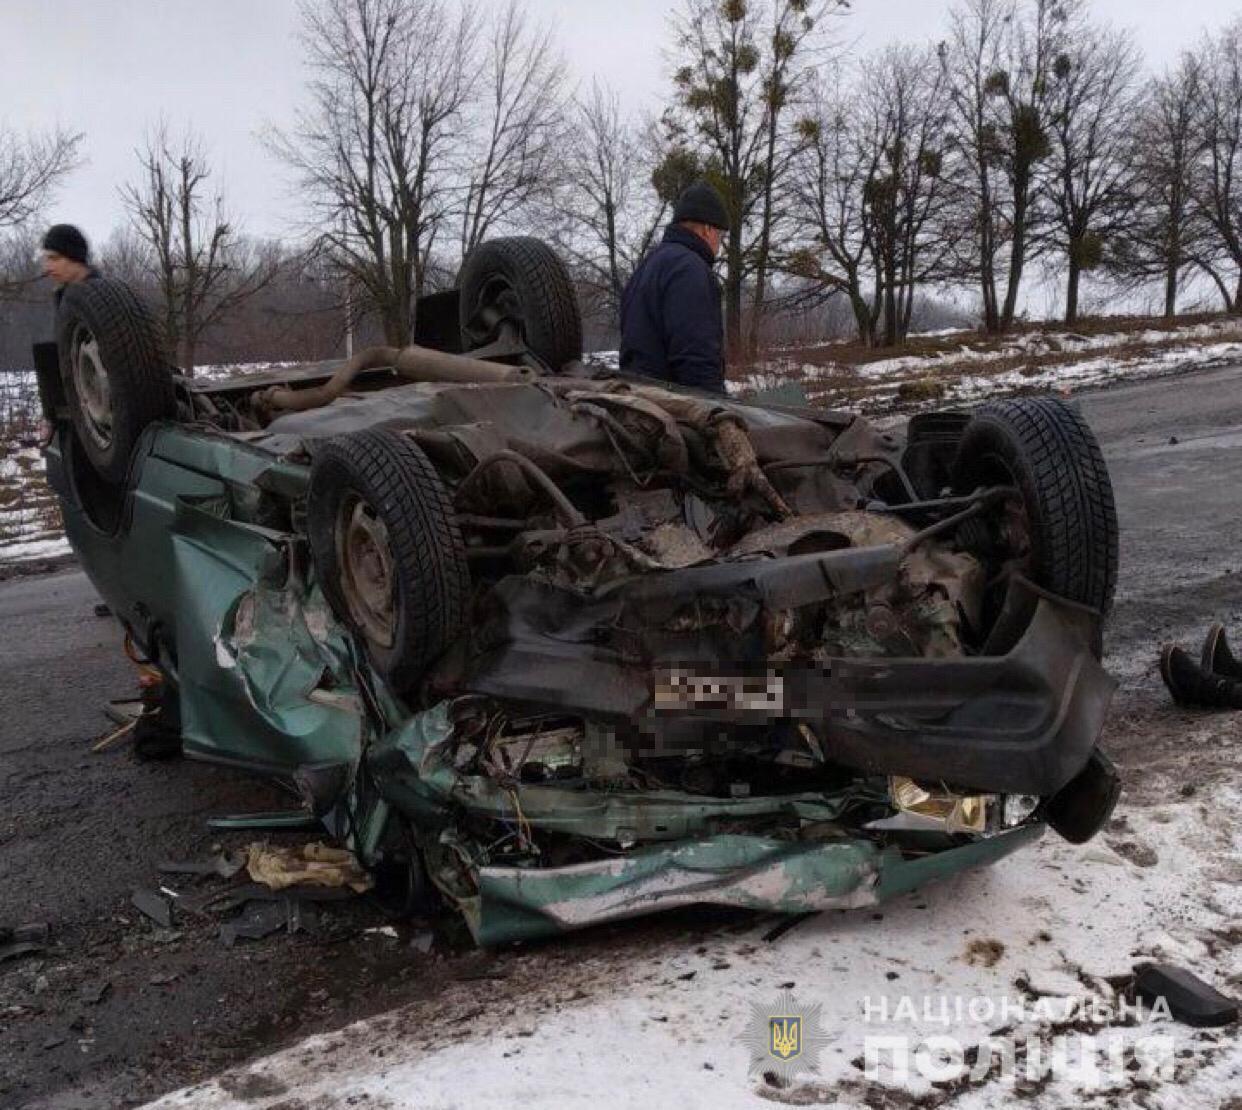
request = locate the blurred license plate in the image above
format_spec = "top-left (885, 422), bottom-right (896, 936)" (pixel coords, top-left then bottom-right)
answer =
top-left (653, 668), bottom-right (785, 714)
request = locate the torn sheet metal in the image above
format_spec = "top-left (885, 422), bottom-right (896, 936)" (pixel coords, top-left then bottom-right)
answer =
top-left (365, 701), bottom-right (1044, 945)
top-left (467, 825), bottom-right (1042, 946)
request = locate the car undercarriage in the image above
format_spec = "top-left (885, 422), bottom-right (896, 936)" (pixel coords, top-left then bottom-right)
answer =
top-left (38, 238), bottom-right (1122, 943)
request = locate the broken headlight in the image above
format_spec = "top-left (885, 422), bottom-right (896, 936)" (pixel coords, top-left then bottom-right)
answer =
top-left (1001, 793), bottom-right (1041, 828)
top-left (889, 776), bottom-right (991, 834)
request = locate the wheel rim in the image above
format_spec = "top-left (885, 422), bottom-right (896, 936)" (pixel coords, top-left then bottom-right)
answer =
top-left (336, 493), bottom-right (397, 649)
top-left (71, 324), bottom-right (113, 449)
top-left (462, 274), bottom-right (523, 349)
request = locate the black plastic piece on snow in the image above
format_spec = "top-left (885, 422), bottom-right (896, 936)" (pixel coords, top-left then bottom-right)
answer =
top-left (1135, 963), bottom-right (1239, 1028)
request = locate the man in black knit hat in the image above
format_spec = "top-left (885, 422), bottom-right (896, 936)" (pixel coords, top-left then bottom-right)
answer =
top-left (620, 180), bottom-right (729, 394)
top-left (41, 223), bottom-right (97, 297)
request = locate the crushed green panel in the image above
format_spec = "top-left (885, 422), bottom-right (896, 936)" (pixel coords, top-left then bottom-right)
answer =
top-left (467, 824), bottom-right (1045, 946)
top-left (60, 453), bottom-right (227, 643)
top-left (152, 425), bottom-right (310, 494)
top-left (472, 834), bottom-right (884, 945)
top-left (874, 823), bottom-right (1045, 900)
top-left (171, 498), bottom-right (362, 772)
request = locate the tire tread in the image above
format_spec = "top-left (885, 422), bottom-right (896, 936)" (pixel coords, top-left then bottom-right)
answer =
top-left (955, 397), bottom-right (1119, 614)
top-left (309, 430), bottom-right (469, 694)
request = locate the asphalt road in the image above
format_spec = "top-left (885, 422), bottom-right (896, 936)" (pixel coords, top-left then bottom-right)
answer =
top-left (4, 365), bottom-right (1242, 1108)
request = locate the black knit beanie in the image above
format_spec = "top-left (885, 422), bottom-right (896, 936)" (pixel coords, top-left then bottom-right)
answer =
top-left (673, 181), bottom-right (730, 231)
top-left (42, 224), bottom-right (90, 264)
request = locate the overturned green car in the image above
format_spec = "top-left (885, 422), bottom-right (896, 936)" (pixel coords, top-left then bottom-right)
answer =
top-left (37, 238), bottom-right (1121, 945)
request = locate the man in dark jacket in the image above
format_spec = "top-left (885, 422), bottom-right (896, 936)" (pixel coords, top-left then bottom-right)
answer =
top-left (620, 181), bottom-right (729, 394)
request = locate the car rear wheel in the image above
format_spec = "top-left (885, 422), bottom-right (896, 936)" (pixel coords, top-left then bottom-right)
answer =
top-left (952, 397), bottom-right (1119, 615)
top-left (458, 237), bottom-right (583, 370)
top-left (56, 278), bottom-right (176, 484)
top-left (308, 430), bottom-right (470, 696)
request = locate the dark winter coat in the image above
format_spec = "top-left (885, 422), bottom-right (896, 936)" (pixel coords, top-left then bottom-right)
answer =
top-left (619, 224), bottom-right (725, 394)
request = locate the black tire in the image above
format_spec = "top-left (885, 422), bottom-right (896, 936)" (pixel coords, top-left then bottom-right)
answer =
top-left (458, 237), bottom-right (582, 370)
top-left (56, 278), bottom-right (175, 484)
top-left (952, 397), bottom-right (1119, 614)
top-left (308, 430), bottom-right (470, 695)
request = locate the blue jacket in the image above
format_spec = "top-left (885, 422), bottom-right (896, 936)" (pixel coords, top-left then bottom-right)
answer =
top-left (620, 224), bottom-right (725, 394)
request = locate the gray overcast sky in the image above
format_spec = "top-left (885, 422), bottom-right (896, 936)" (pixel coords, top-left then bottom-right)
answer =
top-left (1, 0), bottom-right (1235, 246)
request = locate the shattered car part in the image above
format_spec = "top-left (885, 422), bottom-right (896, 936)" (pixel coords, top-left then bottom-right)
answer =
top-left (1134, 963), bottom-right (1239, 1028)
top-left (42, 240), bottom-right (1122, 944)
top-left (1137, 963), bottom-right (1237, 1023)
top-left (889, 777), bottom-right (989, 834)
top-left (130, 888), bottom-right (173, 929)
top-left (0, 923), bottom-right (50, 964)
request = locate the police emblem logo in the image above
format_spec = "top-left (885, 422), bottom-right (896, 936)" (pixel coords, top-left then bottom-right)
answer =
top-left (743, 989), bottom-right (829, 1083)
top-left (769, 1015), bottom-right (802, 1060)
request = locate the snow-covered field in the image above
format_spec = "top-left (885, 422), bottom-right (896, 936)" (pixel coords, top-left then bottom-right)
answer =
top-left (146, 776), bottom-right (1241, 1109)
top-left (738, 319), bottom-right (1242, 413)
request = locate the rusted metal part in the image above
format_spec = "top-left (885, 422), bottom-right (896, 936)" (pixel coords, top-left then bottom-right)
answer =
top-left (563, 389), bottom-right (690, 474)
top-left (336, 493), bottom-right (397, 649)
top-left (452, 448), bottom-right (586, 528)
top-left (254, 344), bottom-right (533, 420)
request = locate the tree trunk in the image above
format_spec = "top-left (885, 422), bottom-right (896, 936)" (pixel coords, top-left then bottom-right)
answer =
top-left (1001, 170), bottom-right (1030, 329)
top-left (882, 252), bottom-right (898, 347)
top-left (977, 173), bottom-right (1000, 332)
top-left (1163, 263), bottom-right (1178, 320)
top-left (724, 229), bottom-right (744, 361)
top-left (1065, 256), bottom-right (1081, 325)
top-left (850, 290), bottom-right (874, 345)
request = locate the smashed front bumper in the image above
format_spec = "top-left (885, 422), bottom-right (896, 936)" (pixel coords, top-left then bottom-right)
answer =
top-left (367, 700), bottom-right (1064, 946)
top-left (468, 825), bottom-right (1043, 946)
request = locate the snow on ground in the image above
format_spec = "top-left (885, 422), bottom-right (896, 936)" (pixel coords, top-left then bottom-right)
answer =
top-left (0, 372), bottom-right (68, 564)
top-left (192, 361), bottom-right (298, 382)
top-left (736, 321), bottom-right (1242, 414)
top-left (843, 320), bottom-right (1242, 384)
top-left (147, 776), bottom-right (1241, 1110)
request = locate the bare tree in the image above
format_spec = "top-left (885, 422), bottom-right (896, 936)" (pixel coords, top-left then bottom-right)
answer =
top-left (940, 0), bottom-right (1078, 331)
top-left (96, 225), bottom-right (156, 293)
top-left (858, 46), bottom-right (954, 344)
top-left (270, 0), bottom-right (477, 347)
top-left (1043, 24), bottom-right (1141, 323)
top-left (790, 50), bottom-right (951, 347)
top-left (1193, 19), bottom-right (1242, 312)
top-left (1113, 58), bottom-right (1205, 318)
top-left (458, 0), bottom-right (567, 257)
top-left (665, 0), bottom-right (842, 359)
top-left (745, 0), bottom-right (841, 353)
top-left (550, 85), bottom-right (672, 316)
top-left (787, 80), bottom-right (878, 342)
top-left (0, 125), bottom-right (82, 233)
top-left (0, 228), bottom-right (42, 304)
top-left (121, 125), bottom-right (277, 374)
top-left (0, 125), bottom-right (81, 301)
